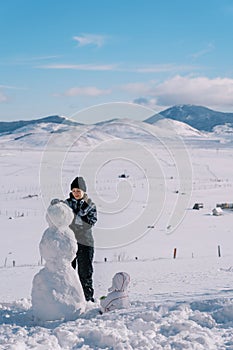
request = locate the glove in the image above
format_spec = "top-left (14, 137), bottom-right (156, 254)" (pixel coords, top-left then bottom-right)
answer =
top-left (83, 193), bottom-right (89, 203)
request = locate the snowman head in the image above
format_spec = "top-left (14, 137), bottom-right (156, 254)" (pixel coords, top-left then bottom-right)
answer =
top-left (41, 202), bottom-right (76, 267)
top-left (46, 201), bottom-right (74, 228)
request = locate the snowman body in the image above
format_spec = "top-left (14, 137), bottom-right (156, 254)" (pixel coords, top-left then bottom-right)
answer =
top-left (31, 201), bottom-right (86, 321)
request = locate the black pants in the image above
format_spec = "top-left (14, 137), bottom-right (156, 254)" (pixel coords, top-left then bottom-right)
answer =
top-left (72, 243), bottom-right (94, 301)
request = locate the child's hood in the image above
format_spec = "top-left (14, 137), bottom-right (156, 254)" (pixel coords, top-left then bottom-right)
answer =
top-left (108, 272), bottom-right (130, 292)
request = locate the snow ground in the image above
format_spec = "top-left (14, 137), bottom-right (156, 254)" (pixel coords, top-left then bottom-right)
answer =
top-left (1, 133), bottom-right (233, 349)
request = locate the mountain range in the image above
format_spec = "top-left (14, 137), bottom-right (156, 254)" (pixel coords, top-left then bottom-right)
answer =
top-left (145, 104), bottom-right (233, 132)
top-left (0, 115), bottom-right (81, 134)
top-left (1, 105), bottom-right (233, 135)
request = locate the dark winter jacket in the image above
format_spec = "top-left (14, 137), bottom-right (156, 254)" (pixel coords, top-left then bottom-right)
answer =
top-left (65, 193), bottom-right (97, 247)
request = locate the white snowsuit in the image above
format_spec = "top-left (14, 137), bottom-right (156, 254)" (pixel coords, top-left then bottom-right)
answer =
top-left (100, 272), bottom-right (130, 313)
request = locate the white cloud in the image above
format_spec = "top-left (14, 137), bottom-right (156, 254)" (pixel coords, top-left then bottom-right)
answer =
top-left (37, 62), bottom-right (199, 74)
top-left (153, 75), bottom-right (233, 107)
top-left (64, 86), bottom-right (111, 97)
top-left (133, 64), bottom-right (199, 73)
top-left (73, 33), bottom-right (106, 47)
top-left (189, 43), bottom-right (215, 60)
top-left (133, 97), bottom-right (159, 111)
top-left (0, 91), bottom-right (8, 103)
top-left (19, 55), bottom-right (60, 62)
top-left (37, 63), bottom-right (116, 71)
top-left (0, 84), bottom-right (25, 90)
top-left (130, 75), bottom-right (233, 111)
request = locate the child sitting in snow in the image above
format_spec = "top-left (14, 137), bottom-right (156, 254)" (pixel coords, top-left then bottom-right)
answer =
top-left (100, 272), bottom-right (130, 313)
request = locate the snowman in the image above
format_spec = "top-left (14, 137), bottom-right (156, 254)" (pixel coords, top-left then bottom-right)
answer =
top-left (31, 201), bottom-right (86, 322)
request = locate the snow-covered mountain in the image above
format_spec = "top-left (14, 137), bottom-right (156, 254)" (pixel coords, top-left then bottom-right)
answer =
top-left (144, 104), bottom-right (233, 132)
top-left (213, 123), bottom-right (233, 135)
top-left (0, 115), bottom-right (82, 134)
top-left (2, 106), bottom-right (233, 150)
top-left (2, 104), bottom-right (233, 139)
top-left (150, 118), bottom-right (204, 137)
top-left (0, 116), bottom-right (208, 150)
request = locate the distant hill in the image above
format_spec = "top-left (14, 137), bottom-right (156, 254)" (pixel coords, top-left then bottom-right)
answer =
top-left (0, 115), bottom-right (82, 134)
top-left (144, 105), bottom-right (233, 132)
top-left (0, 115), bottom-right (208, 151)
top-left (2, 105), bottom-right (233, 134)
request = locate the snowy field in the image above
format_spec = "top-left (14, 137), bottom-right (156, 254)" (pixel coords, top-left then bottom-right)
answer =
top-left (1, 121), bottom-right (233, 349)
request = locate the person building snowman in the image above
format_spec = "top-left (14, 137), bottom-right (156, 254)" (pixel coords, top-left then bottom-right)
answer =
top-left (31, 201), bottom-right (86, 322)
top-left (100, 272), bottom-right (130, 313)
top-left (65, 176), bottom-right (97, 302)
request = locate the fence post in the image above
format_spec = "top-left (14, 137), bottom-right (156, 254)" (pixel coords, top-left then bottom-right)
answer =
top-left (218, 245), bottom-right (221, 257)
top-left (173, 248), bottom-right (177, 259)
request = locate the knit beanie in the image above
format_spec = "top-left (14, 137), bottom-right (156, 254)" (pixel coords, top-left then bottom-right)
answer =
top-left (70, 176), bottom-right (87, 192)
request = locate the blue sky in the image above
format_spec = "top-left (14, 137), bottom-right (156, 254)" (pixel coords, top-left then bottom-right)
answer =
top-left (1, 0), bottom-right (233, 123)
